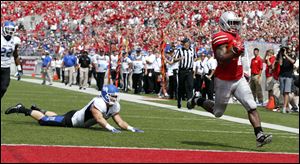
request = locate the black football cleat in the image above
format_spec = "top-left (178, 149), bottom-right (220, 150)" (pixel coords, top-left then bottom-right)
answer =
top-left (30, 104), bottom-right (40, 111)
top-left (256, 132), bottom-right (272, 147)
top-left (5, 103), bottom-right (25, 115)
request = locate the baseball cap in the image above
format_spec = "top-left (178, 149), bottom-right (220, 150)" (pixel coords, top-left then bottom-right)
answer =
top-left (181, 38), bottom-right (190, 44)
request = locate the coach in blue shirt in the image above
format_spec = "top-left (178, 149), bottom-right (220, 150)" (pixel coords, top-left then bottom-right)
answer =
top-left (41, 51), bottom-right (53, 85)
top-left (62, 50), bottom-right (78, 86)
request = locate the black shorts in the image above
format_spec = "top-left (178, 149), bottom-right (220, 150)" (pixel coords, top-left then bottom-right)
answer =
top-left (62, 110), bottom-right (77, 127)
top-left (1, 68), bottom-right (11, 98)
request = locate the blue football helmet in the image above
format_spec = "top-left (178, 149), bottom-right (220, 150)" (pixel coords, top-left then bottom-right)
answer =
top-left (197, 47), bottom-right (207, 56)
top-left (2, 21), bottom-right (16, 37)
top-left (101, 84), bottom-right (120, 105)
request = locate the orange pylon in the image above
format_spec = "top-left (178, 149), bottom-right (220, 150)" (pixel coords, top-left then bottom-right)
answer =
top-left (265, 96), bottom-right (276, 110)
top-left (53, 73), bottom-right (59, 81)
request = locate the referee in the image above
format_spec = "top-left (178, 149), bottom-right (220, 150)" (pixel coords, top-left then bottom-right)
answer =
top-left (174, 38), bottom-right (196, 108)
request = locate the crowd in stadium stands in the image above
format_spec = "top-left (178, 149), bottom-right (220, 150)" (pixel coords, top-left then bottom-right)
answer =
top-left (2, 1), bottom-right (299, 113)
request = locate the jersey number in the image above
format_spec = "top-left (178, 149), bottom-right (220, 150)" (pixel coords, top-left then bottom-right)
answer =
top-left (1, 47), bottom-right (13, 58)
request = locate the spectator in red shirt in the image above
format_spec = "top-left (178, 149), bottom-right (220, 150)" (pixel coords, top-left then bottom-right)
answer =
top-left (250, 48), bottom-right (264, 106)
top-left (264, 49), bottom-right (276, 100)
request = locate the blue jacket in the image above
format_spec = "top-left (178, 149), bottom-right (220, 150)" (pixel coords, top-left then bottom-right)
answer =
top-left (42, 55), bottom-right (52, 67)
top-left (63, 54), bottom-right (77, 67)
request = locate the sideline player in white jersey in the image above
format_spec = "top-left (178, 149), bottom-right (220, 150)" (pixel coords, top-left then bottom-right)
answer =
top-left (1, 21), bottom-right (22, 99)
top-left (5, 84), bottom-right (144, 133)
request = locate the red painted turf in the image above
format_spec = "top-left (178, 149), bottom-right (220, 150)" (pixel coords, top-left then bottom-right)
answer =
top-left (1, 145), bottom-right (299, 163)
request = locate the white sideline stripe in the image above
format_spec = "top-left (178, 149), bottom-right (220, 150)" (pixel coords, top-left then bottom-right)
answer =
top-left (12, 78), bottom-right (299, 134)
top-left (2, 144), bottom-right (298, 155)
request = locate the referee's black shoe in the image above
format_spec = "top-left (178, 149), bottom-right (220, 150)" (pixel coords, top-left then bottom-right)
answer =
top-left (177, 100), bottom-right (182, 109)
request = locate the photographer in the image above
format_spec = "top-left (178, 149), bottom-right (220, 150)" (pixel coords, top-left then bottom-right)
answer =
top-left (275, 45), bottom-right (296, 113)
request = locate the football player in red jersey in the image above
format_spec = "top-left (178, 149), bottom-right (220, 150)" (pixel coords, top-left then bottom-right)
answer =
top-left (187, 11), bottom-right (272, 147)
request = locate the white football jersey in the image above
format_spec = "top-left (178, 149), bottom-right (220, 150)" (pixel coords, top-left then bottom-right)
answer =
top-left (153, 57), bottom-right (161, 73)
top-left (93, 54), bottom-right (109, 73)
top-left (110, 55), bottom-right (118, 70)
top-left (71, 96), bottom-right (120, 128)
top-left (132, 57), bottom-right (145, 74)
top-left (1, 34), bottom-right (21, 68)
top-left (121, 57), bottom-right (132, 73)
top-left (145, 54), bottom-right (155, 69)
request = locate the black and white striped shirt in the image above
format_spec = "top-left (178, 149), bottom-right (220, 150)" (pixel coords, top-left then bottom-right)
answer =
top-left (174, 47), bottom-right (196, 70)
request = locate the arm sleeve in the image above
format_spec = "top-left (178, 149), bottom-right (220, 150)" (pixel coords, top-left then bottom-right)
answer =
top-left (211, 59), bottom-right (218, 69)
top-left (128, 58), bottom-right (132, 63)
top-left (93, 98), bottom-right (106, 113)
top-left (111, 102), bottom-right (121, 116)
top-left (174, 49), bottom-right (180, 58)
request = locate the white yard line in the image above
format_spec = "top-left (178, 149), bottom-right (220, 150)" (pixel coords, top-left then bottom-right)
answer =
top-left (141, 128), bottom-right (298, 138)
top-left (1, 143), bottom-right (298, 155)
top-left (13, 78), bottom-right (299, 134)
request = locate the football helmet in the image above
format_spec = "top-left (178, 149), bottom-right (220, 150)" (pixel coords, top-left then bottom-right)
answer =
top-left (197, 47), bottom-right (207, 56)
top-left (219, 11), bottom-right (242, 34)
top-left (2, 21), bottom-right (16, 37)
top-left (101, 84), bottom-right (120, 106)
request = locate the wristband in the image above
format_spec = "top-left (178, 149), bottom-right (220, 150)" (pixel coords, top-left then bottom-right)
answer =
top-left (127, 126), bottom-right (135, 132)
top-left (17, 65), bottom-right (22, 71)
top-left (105, 124), bottom-right (115, 131)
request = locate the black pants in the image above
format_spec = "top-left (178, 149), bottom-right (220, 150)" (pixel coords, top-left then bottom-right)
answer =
top-left (88, 68), bottom-right (96, 86)
top-left (111, 69), bottom-right (121, 86)
top-left (111, 69), bottom-right (117, 85)
top-left (96, 72), bottom-right (105, 91)
top-left (144, 69), bottom-right (155, 94)
top-left (61, 69), bottom-right (65, 82)
top-left (56, 68), bottom-right (61, 79)
top-left (1, 68), bottom-right (11, 99)
top-left (178, 69), bottom-right (194, 104)
top-left (194, 74), bottom-right (203, 93)
top-left (153, 72), bottom-right (161, 94)
top-left (132, 73), bottom-right (143, 94)
top-left (123, 73), bottom-right (129, 92)
top-left (76, 69), bottom-right (80, 85)
top-left (203, 75), bottom-right (214, 100)
top-left (168, 69), bottom-right (178, 99)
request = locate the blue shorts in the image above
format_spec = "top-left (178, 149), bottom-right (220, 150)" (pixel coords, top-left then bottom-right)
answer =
top-left (279, 77), bottom-right (293, 93)
top-left (38, 110), bottom-right (76, 127)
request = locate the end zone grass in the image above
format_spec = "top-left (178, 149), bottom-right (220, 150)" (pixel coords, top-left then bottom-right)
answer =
top-left (1, 80), bottom-right (299, 153)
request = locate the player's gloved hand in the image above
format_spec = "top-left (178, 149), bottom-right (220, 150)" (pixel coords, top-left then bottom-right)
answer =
top-left (231, 39), bottom-right (244, 56)
top-left (111, 128), bottom-right (122, 133)
top-left (133, 128), bottom-right (144, 133)
top-left (129, 127), bottom-right (144, 133)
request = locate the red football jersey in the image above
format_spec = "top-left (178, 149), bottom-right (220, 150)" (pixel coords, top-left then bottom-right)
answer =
top-left (212, 31), bottom-right (243, 80)
top-left (265, 55), bottom-right (276, 78)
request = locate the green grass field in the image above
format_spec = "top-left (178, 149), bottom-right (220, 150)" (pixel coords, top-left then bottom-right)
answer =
top-left (1, 79), bottom-right (299, 153)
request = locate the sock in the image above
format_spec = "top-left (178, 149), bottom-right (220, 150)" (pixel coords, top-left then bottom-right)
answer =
top-left (31, 106), bottom-right (47, 114)
top-left (196, 97), bottom-right (206, 106)
top-left (20, 108), bottom-right (33, 116)
top-left (254, 127), bottom-right (263, 137)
